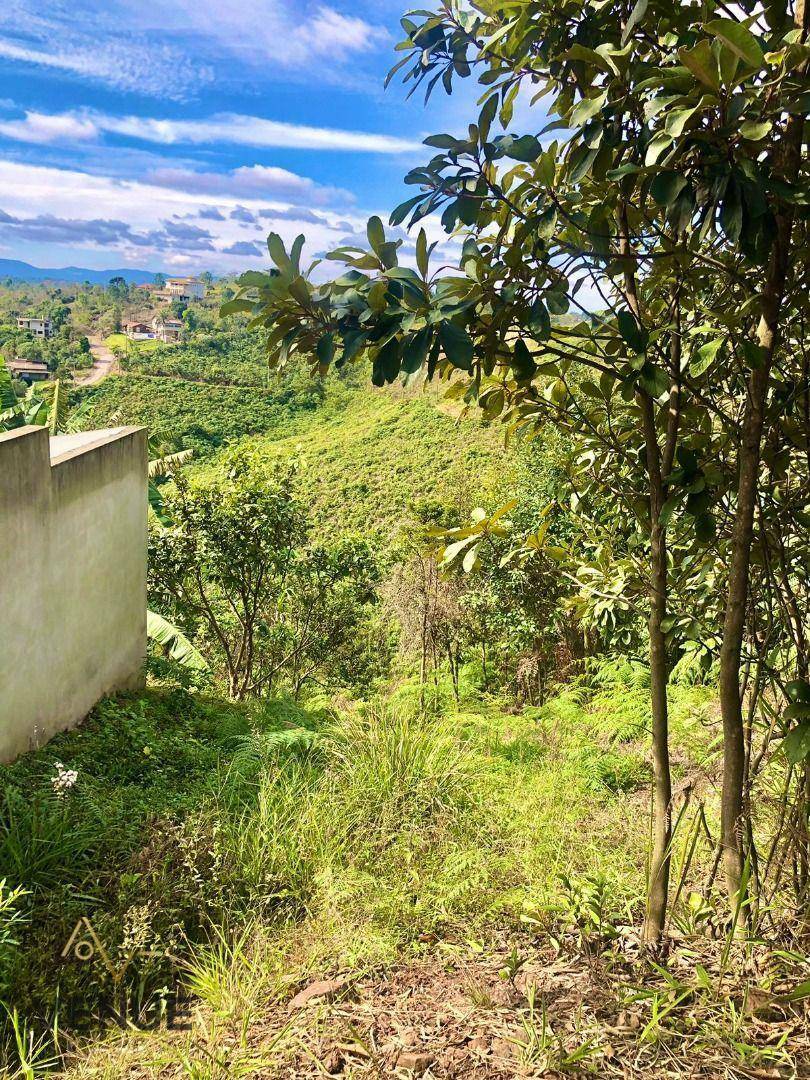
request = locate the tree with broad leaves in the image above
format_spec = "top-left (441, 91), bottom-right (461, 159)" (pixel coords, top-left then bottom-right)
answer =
top-left (227, 0), bottom-right (809, 940)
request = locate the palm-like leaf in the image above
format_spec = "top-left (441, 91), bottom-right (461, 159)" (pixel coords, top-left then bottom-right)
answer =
top-left (147, 610), bottom-right (208, 671)
top-left (0, 365), bottom-right (17, 411)
top-left (46, 379), bottom-right (67, 436)
top-left (148, 448), bottom-right (194, 479)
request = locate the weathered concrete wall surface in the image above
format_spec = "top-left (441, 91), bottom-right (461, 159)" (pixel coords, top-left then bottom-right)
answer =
top-left (0, 425), bottom-right (147, 761)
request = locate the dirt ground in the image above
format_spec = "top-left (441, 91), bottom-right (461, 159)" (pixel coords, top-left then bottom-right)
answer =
top-left (232, 936), bottom-right (810, 1080)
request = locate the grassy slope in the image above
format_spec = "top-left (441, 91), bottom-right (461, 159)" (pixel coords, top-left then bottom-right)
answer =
top-left (12, 352), bottom-right (787, 1075)
top-left (77, 369), bottom-right (511, 538)
top-left (104, 334), bottom-right (162, 354)
top-left (74, 374), bottom-right (326, 456)
top-left (0, 672), bottom-right (740, 1078)
top-left (213, 387), bottom-right (510, 539)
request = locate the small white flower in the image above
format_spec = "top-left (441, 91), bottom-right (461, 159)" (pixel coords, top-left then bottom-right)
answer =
top-left (51, 761), bottom-right (79, 798)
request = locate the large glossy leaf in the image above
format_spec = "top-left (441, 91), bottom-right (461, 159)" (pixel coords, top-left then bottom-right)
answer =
top-left (783, 721), bottom-right (810, 764)
top-left (704, 19), bottom-right (764, 69)
top-left (367, 216), bottom-right (386, 255)
top-left (439, 321), bottom-right (474, 370)
top-left (267, 233), bottom-right (292, 273)
top-left (678, 40), bottom-right (720, 90)
top-left (0, 366), bottom-right (16, 411)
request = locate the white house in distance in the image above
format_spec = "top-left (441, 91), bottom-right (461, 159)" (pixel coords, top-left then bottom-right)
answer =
top-left (165, 277), bottom-right (206, 301)
top-left (17, 316), bottom-right (54, 339)
top-left (151, 315), bottom-right (184, 343)
top-left (122, 321), bottom-right (156, 341)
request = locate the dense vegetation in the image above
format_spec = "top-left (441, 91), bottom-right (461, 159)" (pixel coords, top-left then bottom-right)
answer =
top-left (5, 670), bottom-right (753, 1078)
top-left (238, 0), bottom-right (810, 950)
top-left (0, 288), bottom-right (91, 380)
top-left (76, 372), bottom-right (325, 456)
top-left (115, 327), bottom-right (269, 387)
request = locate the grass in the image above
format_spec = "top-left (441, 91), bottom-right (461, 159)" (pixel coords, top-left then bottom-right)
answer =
top-left (3, 668), bottom-right (798, 1078)
top-left (0, 669), bottom-right (803, 1075)
top-left (0, 670), bottom-right (683, 1065)
top-left (74, 350), bottom-right (511, 532)
top-left (104, 334), bottom-right (163, 354)
top-left (200, 385), bottom-right (511, 540)
top-left (73, 374), bottom-right (326, 456)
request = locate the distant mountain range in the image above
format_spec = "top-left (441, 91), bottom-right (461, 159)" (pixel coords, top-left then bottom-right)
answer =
top-left (0, 259), bottom-right (160, 285)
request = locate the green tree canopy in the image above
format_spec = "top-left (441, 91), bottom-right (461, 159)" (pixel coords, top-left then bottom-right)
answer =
top-left (230, 0), bottom-right (809, 939)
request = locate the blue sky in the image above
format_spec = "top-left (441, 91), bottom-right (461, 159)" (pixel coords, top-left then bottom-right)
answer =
top-left (0, 0), bottom-right (481, 274)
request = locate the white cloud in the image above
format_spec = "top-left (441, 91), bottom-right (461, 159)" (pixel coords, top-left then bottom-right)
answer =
top-left (0, 2), bottom-right (388, 96)
top-left (0, 37), bottom-right (209, 99)
top-left (0, 107), bottom-right (420, 154)
top-left (147, 164), bottom-right (353, 206)
top-left (132, 1), bottom-right (388, 69)
top-left (0, 110), bottom-right (98, 144)
top-left (0, 158), bottom-right (462, 276)
top-left (306, 6), bottom-right (387, 60)
top-left (0, 159), bottom-right (359, 272)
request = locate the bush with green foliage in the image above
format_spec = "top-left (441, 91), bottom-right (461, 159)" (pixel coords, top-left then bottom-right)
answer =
top-left (149, 446), bottom-right (390, 699)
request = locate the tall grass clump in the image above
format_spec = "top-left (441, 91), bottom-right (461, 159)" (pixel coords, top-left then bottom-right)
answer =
top-left (210, 700), bottom-right (485, 968)
top-left (320, 703), bottom-right (472, 851)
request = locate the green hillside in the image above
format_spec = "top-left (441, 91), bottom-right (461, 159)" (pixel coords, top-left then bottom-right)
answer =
top-left (78, 368), bottom-right (511, 538)
top-left (206, 389), bottom-right (510, 538)
top-left (75, 371), bottom-right (328, 455)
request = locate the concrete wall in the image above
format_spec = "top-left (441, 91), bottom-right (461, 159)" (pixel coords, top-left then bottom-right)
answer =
top-left (0, 425), bottom-right (147, 761)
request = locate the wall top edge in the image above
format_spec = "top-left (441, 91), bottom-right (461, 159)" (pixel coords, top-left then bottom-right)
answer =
top-left (0, 424), bottom-right (146, 467)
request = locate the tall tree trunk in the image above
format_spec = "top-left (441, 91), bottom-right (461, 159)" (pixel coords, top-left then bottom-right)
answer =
top-left (718, 0), bottom-right (807, 915)
top-left (620, 200), bottom-right (674, 944)
top-left (641, 396), bottom-right (672, 944)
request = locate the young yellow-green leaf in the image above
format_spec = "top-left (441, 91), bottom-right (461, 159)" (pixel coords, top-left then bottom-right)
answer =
top-left (569, 91), bottom-right (607, 127)
top-left (561, 44), bottom-right (619, 76)
top-left (367, 215), bottom-right (386, 255)
top-left (740, 119), bottom-right (772, 140)
top-left (536, 205), bottom-right (558, 238)
top-left (664, 105), bottom-right (700, 137)
top-left (645, 131), bottom-right (673, 166)
top-left (678, 40), bottom-right (721, 90)
top-left (537, 148), bottom-right (556, 188)
top-left (479, 386), bottom-right (504, 420)
top-left (622, 0), bottom-right (648, 43)
top-left (690, 337), bottom-right (724, 376)
top-left (704, 18), bottom-right (764, 70)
